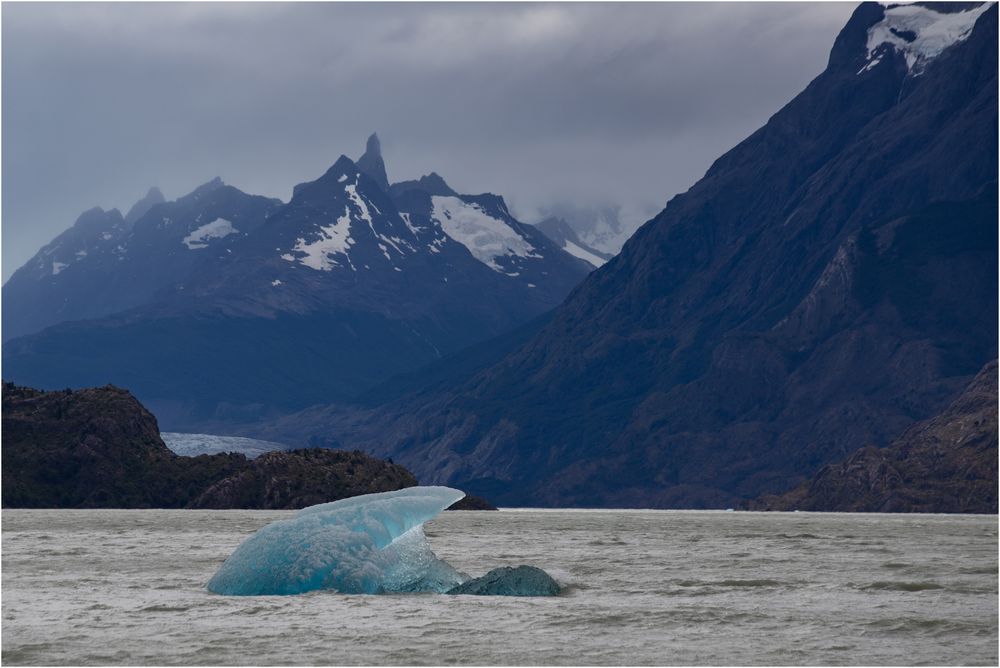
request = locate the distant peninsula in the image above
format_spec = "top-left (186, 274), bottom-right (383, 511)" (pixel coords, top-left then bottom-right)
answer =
top-left (1, 382), bottom-right (490, 510)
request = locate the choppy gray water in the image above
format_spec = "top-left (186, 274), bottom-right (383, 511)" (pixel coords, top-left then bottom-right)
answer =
top-left (2, 509), bottom-right (996, 665)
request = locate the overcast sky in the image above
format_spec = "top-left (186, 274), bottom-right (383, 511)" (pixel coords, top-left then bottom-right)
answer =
top-left (2, 2), bottom-right (856, 280)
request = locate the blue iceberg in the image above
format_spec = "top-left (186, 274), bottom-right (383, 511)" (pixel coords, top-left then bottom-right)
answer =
top-left (207, 486), bottom-right (468, 595)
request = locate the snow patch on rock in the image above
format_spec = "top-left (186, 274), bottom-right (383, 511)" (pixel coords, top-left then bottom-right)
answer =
top-left (430, 196), bottom-right (540, 272)
top-left (561, 240), bottom-right (606, 268)
top-left (285, 206), bottom-right (356, 271)
top-left (183, 218), bottom-right (237, 249)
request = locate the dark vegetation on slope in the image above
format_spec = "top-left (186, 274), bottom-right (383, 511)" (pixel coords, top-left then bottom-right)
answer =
top-left (188, 449), bottom-right (418, 510)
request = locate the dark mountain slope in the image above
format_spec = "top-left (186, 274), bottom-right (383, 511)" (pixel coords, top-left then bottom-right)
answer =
top-left (2, 181), bottom-right (281, 341)
top-left (3, 206), bottom-right (129, 341)
top-left (747, 360), bottom-right (998, 513)
top-left (252, 3), bottom-right (998, 508)
top-left (355, 311), bottom-right (554, 408)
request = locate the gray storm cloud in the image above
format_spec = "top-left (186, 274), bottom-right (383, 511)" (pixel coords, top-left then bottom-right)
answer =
top-left (2, 2), bottom-right (856, 280)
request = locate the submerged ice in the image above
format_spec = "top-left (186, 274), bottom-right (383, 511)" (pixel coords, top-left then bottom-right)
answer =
top-left (207, 487), bottom-right (468, 595)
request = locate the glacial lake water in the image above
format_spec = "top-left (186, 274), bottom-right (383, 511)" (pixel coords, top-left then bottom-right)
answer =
top-left (2, 509), bottom-right (996, 665)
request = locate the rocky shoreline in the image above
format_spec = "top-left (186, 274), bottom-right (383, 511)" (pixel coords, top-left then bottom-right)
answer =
top-left (746, 361), bottom-right (998, 514)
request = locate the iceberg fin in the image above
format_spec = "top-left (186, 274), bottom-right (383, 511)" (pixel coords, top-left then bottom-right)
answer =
top-left (207, 486), bottom-right (465, 596)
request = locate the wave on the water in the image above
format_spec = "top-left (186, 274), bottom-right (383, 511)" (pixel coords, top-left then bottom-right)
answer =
top-left (860, 581), bottom-right (945, 592)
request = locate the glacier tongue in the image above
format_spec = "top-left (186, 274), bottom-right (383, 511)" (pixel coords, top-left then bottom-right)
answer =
top-left (207, 487), bottom-right (466, 596)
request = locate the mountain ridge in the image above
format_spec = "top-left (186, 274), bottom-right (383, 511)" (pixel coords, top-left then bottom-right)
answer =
top-left (3, 137), bottom-right (592, 428)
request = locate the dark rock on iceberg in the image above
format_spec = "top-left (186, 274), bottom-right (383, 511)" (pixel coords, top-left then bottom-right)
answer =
top-left (446, 565), bottom-right (561, 597)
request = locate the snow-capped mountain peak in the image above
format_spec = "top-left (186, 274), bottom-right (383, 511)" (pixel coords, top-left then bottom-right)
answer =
top-left (274, 147), bottom-right (581, 281)
top-left (276, 155), bottom-right (419, 273)
top-left (2, 134), bottom-right (597, 421)
top-left (27, 206), bottom-right (127, 279)
top-left (861, 2), bottom-right (991, 75)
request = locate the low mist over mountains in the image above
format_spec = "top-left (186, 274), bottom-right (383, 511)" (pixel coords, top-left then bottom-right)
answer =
top-left (243, 2), bottom-right (998, 508)
top-left (532, 217), bottom-right (613, 268)
top-left (2, 136), bottom-right (591, 427)
top-left (535, 202), bottom-right (645, 258)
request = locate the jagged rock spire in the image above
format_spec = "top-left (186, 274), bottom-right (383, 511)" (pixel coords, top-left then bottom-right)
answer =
top-left (356, 133), bottom-right (390, 192)
top-left (124, 186), bottom-right (166, 226)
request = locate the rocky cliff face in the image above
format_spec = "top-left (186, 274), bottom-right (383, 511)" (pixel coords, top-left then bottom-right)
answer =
top-left (1, 382), bottom-right (418, 509)
top-left (747, 360), bottom-right (997, 513)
